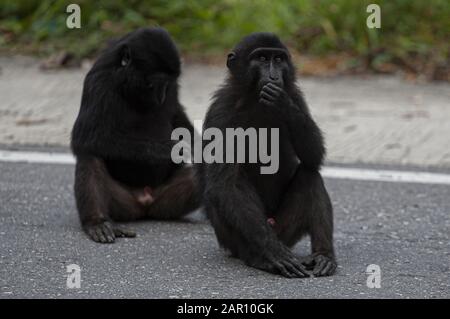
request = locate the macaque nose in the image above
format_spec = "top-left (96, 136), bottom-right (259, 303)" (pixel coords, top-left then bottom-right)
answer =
top-left (269, 63), bottom-right (279, 81)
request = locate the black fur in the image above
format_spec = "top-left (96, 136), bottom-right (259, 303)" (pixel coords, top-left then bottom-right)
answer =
top-left (197, 32), bottom-right (336, 277)
top-left (71, 27), bottom-right (199, 243)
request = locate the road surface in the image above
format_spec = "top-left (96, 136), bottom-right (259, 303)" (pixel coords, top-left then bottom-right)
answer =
top-left (0, 148), bottom-right (449, 298)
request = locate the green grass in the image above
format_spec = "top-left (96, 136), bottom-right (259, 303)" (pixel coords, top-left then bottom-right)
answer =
top-left (1, 0), bottom-right (449, 77)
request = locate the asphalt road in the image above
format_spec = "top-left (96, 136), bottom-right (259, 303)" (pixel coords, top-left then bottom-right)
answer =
top-left (0, 159), bottom-right (449, 298)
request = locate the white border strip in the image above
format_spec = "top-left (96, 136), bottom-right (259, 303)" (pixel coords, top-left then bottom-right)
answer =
top-left (1, 150), bottom-right (450, 185)
top-left (321, 167), bottom-right (450, 185)
top-left (0, 150), bottom-right (75, 165)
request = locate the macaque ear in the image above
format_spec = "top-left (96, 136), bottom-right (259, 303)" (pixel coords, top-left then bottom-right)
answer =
top-left (120, 45), bottom-right (131, 67)
top-left (226, 52), bottom-right (236, 69)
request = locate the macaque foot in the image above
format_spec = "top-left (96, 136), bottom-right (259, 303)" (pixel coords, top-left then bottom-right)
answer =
top-left (250, 246), bottom-right (310, 278)
top-left (84, 221), bottom-right (136, 243)
top-left (302, 253), bottom-right (337, 277)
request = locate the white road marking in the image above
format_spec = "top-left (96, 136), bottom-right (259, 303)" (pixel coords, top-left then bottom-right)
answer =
top-left (321, 167), bottom-right (450, 185)
top-left (0, 149), bottom-right (449, 185)
top-left (0, 150), bottom-right (75, 165)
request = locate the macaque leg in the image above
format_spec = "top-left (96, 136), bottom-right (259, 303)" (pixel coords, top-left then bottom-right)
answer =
top-left (143, 166), bottom-right (200, 219)
top-left (272, 165), bottom-right (337, 276)
top-left (75, 157), bottom-right (199, 242)
top-left (75, 155), bottom-right (140, 243)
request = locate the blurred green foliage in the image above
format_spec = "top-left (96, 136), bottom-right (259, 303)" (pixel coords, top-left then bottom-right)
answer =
top-left (0, 0), bottom-right (449, 72)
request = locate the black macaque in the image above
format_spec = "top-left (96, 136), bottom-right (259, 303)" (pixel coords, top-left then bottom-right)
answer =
top-left (71, 27), bottom-right (199, 243)
top-left (197, 33), bottom-right (336, 277)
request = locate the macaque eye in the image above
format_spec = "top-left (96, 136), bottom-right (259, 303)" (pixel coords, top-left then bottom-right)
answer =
top-left (121, 58), bottom-right (129, 67)
top-left (275, 57), bottom-right (282, 63)
top-left (259, 55), bottom-right (267, 62)
top-left (120, 47), bottom-right (131, 67)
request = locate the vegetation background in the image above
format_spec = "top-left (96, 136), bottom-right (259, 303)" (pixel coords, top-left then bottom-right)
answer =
top-left (0, 0), bottom-right (448, 80)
